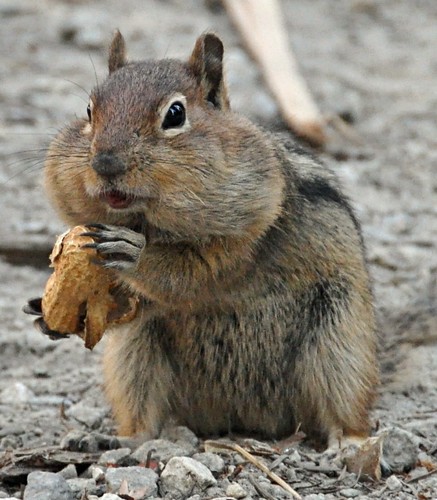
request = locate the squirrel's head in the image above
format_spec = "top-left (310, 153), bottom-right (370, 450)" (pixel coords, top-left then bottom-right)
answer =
top-left (45, 32), bottom-right (283, 239)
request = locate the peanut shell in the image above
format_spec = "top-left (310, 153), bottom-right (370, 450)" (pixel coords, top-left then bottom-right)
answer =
top-left (41, 225), bottom-right (138, 349)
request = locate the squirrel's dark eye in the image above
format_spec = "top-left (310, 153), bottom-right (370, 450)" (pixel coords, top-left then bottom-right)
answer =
top-left (162, 101), bottom-right (185, 130)
top-left (87, 103), bottom-right (92, 122)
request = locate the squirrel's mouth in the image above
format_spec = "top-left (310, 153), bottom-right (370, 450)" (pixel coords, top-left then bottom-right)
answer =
top-left (100, 190), bottom-right (135, 209)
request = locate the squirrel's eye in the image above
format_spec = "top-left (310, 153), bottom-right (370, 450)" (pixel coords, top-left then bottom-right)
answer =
top-left (162, 101), bottom-right (185, 130)
top-left (87, 103), bottom-right (92, 122)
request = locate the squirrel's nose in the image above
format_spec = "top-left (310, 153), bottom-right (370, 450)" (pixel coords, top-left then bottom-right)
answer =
top-left (92, 152), bottom-right (127, 178)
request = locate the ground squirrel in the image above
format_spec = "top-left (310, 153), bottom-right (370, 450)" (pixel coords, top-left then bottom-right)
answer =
top-left (31, 31), bottom-right (379, 446)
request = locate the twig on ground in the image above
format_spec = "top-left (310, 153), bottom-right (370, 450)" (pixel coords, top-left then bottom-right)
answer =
top-left (406, 467), bottom-right (437, 484)
top-left (247, 473), bottom-right (278, 500)
top-left (204, 439), bottom-right (302, 499)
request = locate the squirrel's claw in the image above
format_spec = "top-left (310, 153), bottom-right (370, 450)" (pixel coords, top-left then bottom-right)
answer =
top-left (23, 298), bottom-right (68, 341)
top-left (83, 224), bottom-right (145, 273)
top-left (23, 297), bottom-right (43, 316)
top-left (34, 317), bottom-right (69, 341)
top-left (82, 224), bottom-right (145, 246)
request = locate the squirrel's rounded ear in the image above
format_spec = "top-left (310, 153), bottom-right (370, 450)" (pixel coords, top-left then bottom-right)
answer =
top-left (108, 30), bottom-right (127, 74)
top-left (189, 33), bottom-right (230, 110)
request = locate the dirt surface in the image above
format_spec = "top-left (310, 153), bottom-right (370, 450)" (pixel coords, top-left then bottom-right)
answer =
top-left (0, 0), bottom-right (436, 498)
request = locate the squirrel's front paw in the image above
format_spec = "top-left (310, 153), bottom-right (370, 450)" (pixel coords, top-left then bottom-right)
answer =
top-left (82, 223), bottom-right (145, 273)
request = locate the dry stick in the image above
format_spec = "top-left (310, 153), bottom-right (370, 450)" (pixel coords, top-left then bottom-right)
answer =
top-left (247, 473), bottom-right (278, 500)
top-left (204, 440), bottom-right (302, 499)
top-left (406, 467), bottom-right (437, 484)
top-left (223, 0), bottom-right (326, 146)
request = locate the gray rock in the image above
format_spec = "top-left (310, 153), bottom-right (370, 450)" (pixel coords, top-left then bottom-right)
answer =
top-left (66, 477), bottom-right (98, 497)
top-left (132, 438), bottom-right (194, 464)
top-left (160, 425), bottom-right (199, 448)
top-left (105, 466), bottom-right (158, 497)
top-left (98, 447), bottom-right (132, 466)
top-left (226, 482), bottom-right (248, 498)
top-left (381, 427), bottom-right (419, 472)
top-left (192, 452), bottom-right (225, 475)
top-left (100, 495), bottom-right (123, 500)
top-left (59, 464), bottom-right (78, 480)
top-left (24, 471), bottom-right (74, 500)
top-left (160, 456), bottom-right (217, 498)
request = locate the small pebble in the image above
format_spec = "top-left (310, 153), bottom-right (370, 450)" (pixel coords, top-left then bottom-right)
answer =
top-left (226, 482), bottom-right (248, 498)
top-left (385, 474), bottom-right (403, 491)
top-left (90, 464), bottom-right (105, 482)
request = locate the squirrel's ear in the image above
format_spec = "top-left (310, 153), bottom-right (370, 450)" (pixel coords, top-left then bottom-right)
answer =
top-left (189, 33), bottom-right (230, 110)
top-left (108, 30), bottom-right (127, 74)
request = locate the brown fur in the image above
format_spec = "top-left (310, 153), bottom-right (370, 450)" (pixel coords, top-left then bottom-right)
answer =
top-left (44, 32), bottom-right (378, 445)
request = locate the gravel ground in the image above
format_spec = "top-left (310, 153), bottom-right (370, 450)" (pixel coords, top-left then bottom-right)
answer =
top-left (0, 0), bottom-right (436, 498)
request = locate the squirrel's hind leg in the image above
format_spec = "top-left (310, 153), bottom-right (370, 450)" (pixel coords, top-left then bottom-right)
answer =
top-left (103, 321), bottom-right (172, 438)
